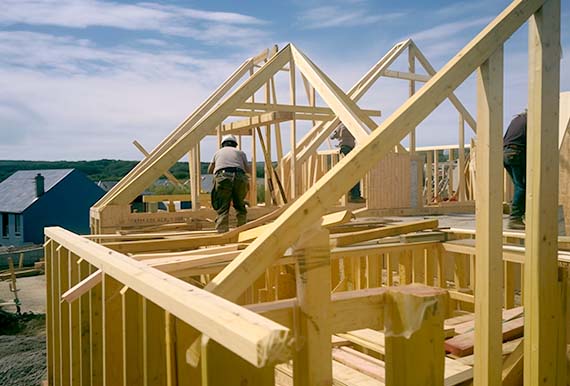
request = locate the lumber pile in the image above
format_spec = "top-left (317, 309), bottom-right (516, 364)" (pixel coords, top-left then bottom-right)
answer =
top-left (276, 327), bottom-right (473, 386)
top-left (444, 307), bottom-right (524, 357)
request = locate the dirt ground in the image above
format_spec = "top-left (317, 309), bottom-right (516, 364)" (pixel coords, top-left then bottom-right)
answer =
top-left (0, 311), bottom-right (46, 386)
top-left (0, 275), bottom-right (47, 386)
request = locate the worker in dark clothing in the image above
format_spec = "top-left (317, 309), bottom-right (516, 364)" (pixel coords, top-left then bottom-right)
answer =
top-left (330, 123), bottom-right (365, 203)
top-left (503, 111), bottom-right (527, 230)
top-left (208, 134), bottom-right (251, 232)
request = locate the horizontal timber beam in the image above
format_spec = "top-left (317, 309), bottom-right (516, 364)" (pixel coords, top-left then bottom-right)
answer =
top-left (383, 69), bottom-right (431, 82)
top-left (222, 111), bottom-right (294, 135)
top-left (246, 288), bottom-right (386, 332)
top-left (331, 219), bottom-right (439, 247)
top-left (237, 102), bottom-right (381, 117)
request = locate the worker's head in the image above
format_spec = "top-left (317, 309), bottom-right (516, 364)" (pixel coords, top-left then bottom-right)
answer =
top-left (221, 134), bottom-right (238, 148)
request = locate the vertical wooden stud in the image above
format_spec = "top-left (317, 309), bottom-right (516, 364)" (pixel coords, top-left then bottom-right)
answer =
top-left (474, 45), bottom-right (504, 386)
top-left (121, 287), bottom-right (143, 386)
top-left (69, 252), bottom-right (81, 385)
top-left (78, 259), bottom-right (92, 385)
top-left (59, 247), bottom-right (71, 386)
top-left (201, 336), bottom-right (273, 386)
top-left (385, 286), bottom-right (446, 386)
top-left (143, 299), bottom-right (167, 386)
top-left (290, 59), bottom-right (298, 200)
top-left (293, 227), bottom-right (332, 386)
top-left (103, 274), bottom-right (124, 386)
top-left (90, 264), bottom-right (104, 386)
top-left (45, 240), bottom-right (56, 385)
top-left (525, 1), bottom-right (564, 384)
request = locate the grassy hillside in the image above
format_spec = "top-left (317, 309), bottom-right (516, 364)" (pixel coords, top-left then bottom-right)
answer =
top-left (0, 160), bottom-right (269, 183)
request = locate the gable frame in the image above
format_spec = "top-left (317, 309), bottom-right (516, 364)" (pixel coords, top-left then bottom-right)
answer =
top-left (96, 46), bottom-right (293, 208)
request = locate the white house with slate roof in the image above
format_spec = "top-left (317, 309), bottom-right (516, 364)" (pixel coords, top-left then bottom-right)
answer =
top-left (0, 169), bottom-right (104, 246)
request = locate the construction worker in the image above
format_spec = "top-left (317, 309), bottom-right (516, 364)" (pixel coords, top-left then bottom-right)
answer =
top-left (503, 111), bottom-right (527, 230)
top-left (208, 134), bottom-right (251, 232)
top-left (330, 123), bottom-right (365, 203)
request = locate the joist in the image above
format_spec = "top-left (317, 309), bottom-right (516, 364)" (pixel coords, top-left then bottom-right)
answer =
top-left (221, 111), bottom-right (294, 135)
top-left (105, 205), bottom-right (291, 253)
top-left (238, 210), bottom-right (352, 242)
top-left (131, 244), bottom-right (241, 261)
top-left (331, 219), bottom-right (439, 247)
top-left (137, 241), bottom-right (440, 279)
top-left (442, 238), bottom-right (570, 265)
top-left (103, 233), bottom-right (236, 254)
top-left (144, 250), bottom-right (242, 273)
top-left (85, 229), bottom-right (218, 242)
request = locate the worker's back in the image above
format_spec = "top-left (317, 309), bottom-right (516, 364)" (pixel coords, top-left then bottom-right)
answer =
top-left (503, 113), bottom-right (527, 148)
top-left (211, 146), bottom-right (249, 173)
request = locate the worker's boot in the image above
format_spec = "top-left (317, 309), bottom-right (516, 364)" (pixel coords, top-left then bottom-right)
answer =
top-left (508, 217), bottom-right (525, 230)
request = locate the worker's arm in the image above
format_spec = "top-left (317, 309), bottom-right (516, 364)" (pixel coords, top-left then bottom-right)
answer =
top-left (242, 152), bottom-right (252, 175)
top-left (207, 162), bottom-right (215, 174)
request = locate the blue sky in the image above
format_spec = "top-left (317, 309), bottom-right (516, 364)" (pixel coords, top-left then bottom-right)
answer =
top-left (0, 0), bottom-right (568, 161)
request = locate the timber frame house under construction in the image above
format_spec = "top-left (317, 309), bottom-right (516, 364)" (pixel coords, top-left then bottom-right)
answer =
top-left (44, 0), bottom-right (570, 385)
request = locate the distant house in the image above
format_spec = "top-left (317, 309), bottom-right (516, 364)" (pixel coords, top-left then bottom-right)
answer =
top-left (0, 169), bottom-right (105, 246)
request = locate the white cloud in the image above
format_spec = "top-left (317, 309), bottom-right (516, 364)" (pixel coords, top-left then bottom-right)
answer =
top-left (0, 0), bottom-right (268, 46)
top-left (433, 1), bottom-right (491, 19)
top-left (0, 31), bottom-right (252, 160)
top-left (298, 5), bottom-right (404, 29)
top-left (409, 17), bottom-right (491, 42)
top-left (0, 30), bottom-right (245, 77)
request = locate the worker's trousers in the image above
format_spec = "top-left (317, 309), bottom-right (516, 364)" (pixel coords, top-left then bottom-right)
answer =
top-left (503, 147), bottom-right (526, 220)
top-left (340, 145), bottom-right (361, 199)
top-left (212, 171), bottom-right (249, 232)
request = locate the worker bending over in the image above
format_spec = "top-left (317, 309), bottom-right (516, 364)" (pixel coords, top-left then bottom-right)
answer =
top-left (208, 134), bottom-right (251, 232)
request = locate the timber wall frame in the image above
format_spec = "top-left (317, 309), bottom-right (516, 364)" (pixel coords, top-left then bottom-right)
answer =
top-left (53, 0), bottom-right (567, 385)
top-left (45, 225), bottom-right (451, 385)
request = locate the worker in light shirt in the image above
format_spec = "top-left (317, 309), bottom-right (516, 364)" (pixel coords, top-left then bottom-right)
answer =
top-left (208, 134), bottom-right (251, 232)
